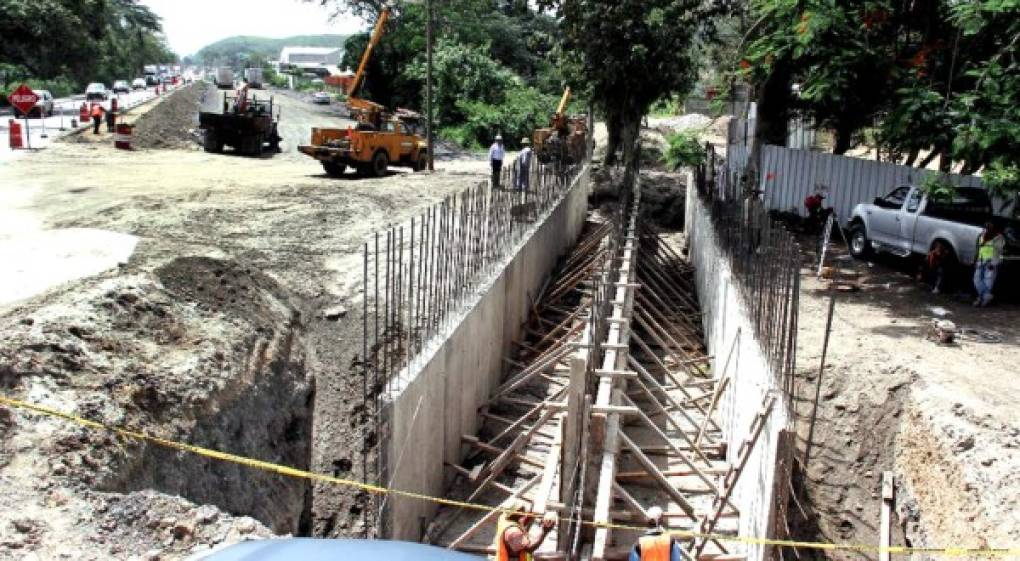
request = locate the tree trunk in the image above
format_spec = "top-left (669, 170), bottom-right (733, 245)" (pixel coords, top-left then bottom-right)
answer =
top-left (748, 60), bottom-right (793, 182)
top-left (904, 148), bottom-right (920, 167)
top-left (833, 123), bottom-right (854, 155)
top-left (619, 104), bottom-right (643, 193)
top-left (604, 107), bottom-right (623, 166)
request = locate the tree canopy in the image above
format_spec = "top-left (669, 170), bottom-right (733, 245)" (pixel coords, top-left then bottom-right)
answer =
top-left (0, 0), bottom-right (175, 95)
top-left (738, 0), bottom-right (1020, 194)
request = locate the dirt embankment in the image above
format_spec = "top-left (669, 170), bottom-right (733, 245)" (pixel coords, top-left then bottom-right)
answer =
top-left (788, 245), bottom-right (1020, 557)
top-left (131, 82), bottom-right (210, 150)
top-left (0, 255), bottom-right (313, 559)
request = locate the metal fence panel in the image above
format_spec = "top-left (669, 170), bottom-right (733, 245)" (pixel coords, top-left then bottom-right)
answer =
top-left (753, 144), bottom-right (989, 226)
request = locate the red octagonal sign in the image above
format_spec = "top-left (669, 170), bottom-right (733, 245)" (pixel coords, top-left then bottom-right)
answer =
top-left (9, 84), bottom-right (39, 116)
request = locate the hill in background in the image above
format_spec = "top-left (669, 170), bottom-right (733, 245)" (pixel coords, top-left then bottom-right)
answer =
top-left (194, 34), bottom-right (348, 68)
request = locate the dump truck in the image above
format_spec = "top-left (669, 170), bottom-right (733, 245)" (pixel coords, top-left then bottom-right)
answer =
top-left (198, 88), bottom-right (282, 156)
top-left (244, 68), bottom-right (264, 89)
top-left (297, 5), bottom-right (427, 177)
top-left (533, 87), bottom-right (588, 165)
top-left (215, 67), bottom-right (234, 89)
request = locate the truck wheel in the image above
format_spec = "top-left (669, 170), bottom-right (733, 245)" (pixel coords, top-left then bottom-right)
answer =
top-left (848, 223), bottom-right (872, 259)
top-left (371, 150), bottom-right (389, 177)
top-left (322, 162), bottom-right (346, 177)
top-left (203, 131), bottom-right (223, 153)
top-left (414, 153), bottom-right (428, 172)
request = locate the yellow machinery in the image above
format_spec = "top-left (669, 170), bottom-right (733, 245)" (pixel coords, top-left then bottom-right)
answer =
top-left (298, 4), bottom-right (427, 177)
top-left (533, 87), bottom-right (588, 165)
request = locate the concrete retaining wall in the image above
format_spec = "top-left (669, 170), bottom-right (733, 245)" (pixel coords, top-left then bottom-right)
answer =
top-left (685, 176), bottom-right (792, 561)
top-left (381, 166), bottom-right (591, 540)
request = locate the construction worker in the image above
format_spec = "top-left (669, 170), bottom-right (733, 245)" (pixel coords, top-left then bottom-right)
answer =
top-left (90, 103), bottom-right (104, 135)
top-left (234, 82), bottom-right (250, 114)
top-left (105, 103), bottom-right (116, 132)
top-left (489, 134), bottom-right (505, 189)
top-left (629, 506), bottom-right (683, 561)
top-left (494, 500), bottom-right (555, 561)
top-left (515, 138), bottom-right (532, 192)
top-left (973, 221), bottom-right (1005, 307)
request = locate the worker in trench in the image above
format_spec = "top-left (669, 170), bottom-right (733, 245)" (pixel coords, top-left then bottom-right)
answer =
top-left (628, 506), bottom-right (684, 561)
top-left (493, 500), bottom-right (556, 561)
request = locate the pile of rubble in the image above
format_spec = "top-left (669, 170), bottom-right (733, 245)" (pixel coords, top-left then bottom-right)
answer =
top-left (131, 82), bottom-right (210, 150)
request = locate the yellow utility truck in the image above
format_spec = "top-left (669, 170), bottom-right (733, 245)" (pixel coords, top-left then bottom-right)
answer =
top-left (298, 5), bottom-right (427, 177)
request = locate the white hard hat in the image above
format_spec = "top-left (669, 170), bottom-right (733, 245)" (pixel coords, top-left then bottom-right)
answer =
top-left (495, 134), bottom-right (503, 140)
top-left (647, 506), bottom-right (664, 525)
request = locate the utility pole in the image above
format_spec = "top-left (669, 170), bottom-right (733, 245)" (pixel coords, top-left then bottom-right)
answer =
top-left (426, 0), bottom-right (435, 171)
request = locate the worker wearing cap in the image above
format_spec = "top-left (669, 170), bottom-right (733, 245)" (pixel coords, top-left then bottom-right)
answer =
top-left (629, 506), bottom-right (683, 561)
top-left (489, 134), bottom-right (505, 189)
top-left (494, 500), bottom-right (556, 561)
top-left (515, 137), bottom-right (532, 192)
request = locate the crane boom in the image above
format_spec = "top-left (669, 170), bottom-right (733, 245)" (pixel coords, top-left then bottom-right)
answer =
top-left (347, 5), bottom-right (392, 99)
top-left (555, 87), bottom-right (572, 117)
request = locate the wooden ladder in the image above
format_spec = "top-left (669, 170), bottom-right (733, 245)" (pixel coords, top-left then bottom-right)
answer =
top-left (689, 394), bottom-right (777, 557)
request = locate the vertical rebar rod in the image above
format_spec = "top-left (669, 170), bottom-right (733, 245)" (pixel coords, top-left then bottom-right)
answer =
top-left (408, 217), bottom-right (415, 366)
top-left (384, 229), bottom-right (391, 386)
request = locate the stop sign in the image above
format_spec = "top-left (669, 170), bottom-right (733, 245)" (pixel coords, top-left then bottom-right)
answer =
top-left (9, 84), bottom-right (39, 115)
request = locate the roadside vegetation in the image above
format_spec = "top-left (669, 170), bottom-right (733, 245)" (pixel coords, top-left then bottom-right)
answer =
top-left (729, 0), bottom-right (1020, 196)
top-left (0, 0), bottom-right (174, 100)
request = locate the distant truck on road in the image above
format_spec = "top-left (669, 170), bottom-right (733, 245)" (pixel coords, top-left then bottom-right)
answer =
top-left (215, 67), bottom-right (234, 89)
top-left (244, 68), bottom-right (264, 89)
top-left (848, 185), bottom-right (1016, 267)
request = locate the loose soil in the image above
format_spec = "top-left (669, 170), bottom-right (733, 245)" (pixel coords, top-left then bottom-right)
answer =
top-left (0, 86), bottom-right (492, 558)
top-left (788, 237), bottom-right (1020, 558)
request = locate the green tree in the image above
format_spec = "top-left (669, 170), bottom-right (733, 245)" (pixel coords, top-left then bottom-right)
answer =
top-left (0, 0), bottom-right (173, 89)
top-left (541, 0), bottom-right (709, 188)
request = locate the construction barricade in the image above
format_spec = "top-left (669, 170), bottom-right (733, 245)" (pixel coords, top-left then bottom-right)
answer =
top-left (114, 123), bottom-right (133, 150)
top-left (8, 120), bottom-right (23, 149)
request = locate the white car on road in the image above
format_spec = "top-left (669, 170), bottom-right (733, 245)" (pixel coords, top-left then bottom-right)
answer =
top-left (312, 91), bottom-right (331, 105)
top-left (85, 83), bottom-right (109, 101)
top-left (132, 78), bottom-right (147, 90)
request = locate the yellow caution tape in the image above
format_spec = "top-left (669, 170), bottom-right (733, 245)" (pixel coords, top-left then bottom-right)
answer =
top-left (2, 394), bottom-right (1017, 557)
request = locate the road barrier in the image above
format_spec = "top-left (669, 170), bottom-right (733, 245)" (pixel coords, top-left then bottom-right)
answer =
top-left (79, 103), bottom-right (88, 123)
top-left (114, 123), bottom-right (133, 150)
top-left (8, 119), bottom-right (23, 149)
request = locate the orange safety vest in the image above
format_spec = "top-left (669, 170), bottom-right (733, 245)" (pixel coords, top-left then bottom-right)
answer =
top-left (638, 533), bottom-right (673, 561)
top-left (91, 104), bottom-right (103, 118)
top-left (494, 516), bottom-right (531, 561)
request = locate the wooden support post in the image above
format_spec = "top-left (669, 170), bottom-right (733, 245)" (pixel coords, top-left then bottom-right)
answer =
top-left (879, 471), bottom-right (894, 561)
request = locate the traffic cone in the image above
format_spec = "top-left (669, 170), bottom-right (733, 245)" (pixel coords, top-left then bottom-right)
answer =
top-left (111, 97), bottom-right (118, 113)
top-left (8, 120), bottom-right (23, 149)
top-left (79, 103), bottom-right (89, 123)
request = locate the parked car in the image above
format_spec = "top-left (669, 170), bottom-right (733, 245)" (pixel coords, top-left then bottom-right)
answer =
top-left (13, 89), bottom-right (54, 117)
top-left (848, 185), bottom-right (1017, 267)
top-left (185, 538), bottom-right (483, 561)
top-left (132, 78), bottom-right (147, 90)
top-left (112, 80), bottom-right (131, 94)
top-left (311, 91), bottom-right (331, 105)
top-left (85, 82), bottom-right (108, 101)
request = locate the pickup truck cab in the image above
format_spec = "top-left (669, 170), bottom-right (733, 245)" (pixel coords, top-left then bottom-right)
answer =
top-left (848, 185), bottom-right (995, 266)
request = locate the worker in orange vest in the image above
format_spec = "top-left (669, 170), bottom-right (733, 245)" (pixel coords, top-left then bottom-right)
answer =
top-left (629, 507), bottom-right (683, 561)
top-left (90, 103), bottom-right (104, 135)
top-left (493, 500), bottom-right (556, 561)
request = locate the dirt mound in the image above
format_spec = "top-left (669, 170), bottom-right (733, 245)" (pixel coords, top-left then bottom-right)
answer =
top-left (131, 82), bottom-right (210, 150)
top-left (0, 256), bottom-right (313, 558)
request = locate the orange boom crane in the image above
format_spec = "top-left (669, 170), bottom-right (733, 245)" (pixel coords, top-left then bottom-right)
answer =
top-left (298, 3), bottom-right (428, 177)
top-left (533, 87), bottom-right (588, 165)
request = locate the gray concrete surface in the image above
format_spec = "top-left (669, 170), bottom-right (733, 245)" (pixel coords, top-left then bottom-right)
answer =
top-left (684, 173), bottom-right (792, 561)
top-left (380, 165), bottom-right (591, 540)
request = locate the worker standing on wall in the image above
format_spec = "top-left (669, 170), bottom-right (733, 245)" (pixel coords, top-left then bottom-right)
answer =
top-left (515, 138), bottom-right (532, 192)
top-left (493, 500), bottom-right (556, 561)
top-left (629, 506), bottom-right (684, 561)
top-left (489, 134), bottom-right (505, 189)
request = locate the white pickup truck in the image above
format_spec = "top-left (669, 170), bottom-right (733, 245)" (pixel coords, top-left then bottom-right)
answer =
top-left (847, 185), bottom-right (1000, 266)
